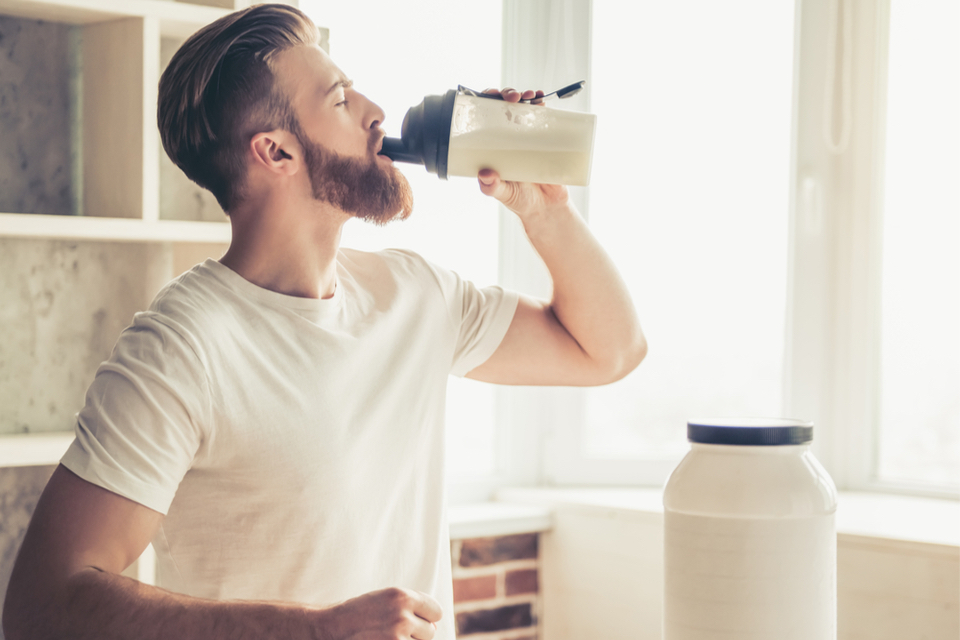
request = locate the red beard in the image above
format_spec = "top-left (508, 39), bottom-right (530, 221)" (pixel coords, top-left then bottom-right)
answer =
top-left (300, 133), bottom-right (414, 225)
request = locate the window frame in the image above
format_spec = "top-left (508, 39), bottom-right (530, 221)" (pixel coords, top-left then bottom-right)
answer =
top-left (488, 0), bottom-right (959, 499)
top-left (787, 0), bottom-right (957, 499)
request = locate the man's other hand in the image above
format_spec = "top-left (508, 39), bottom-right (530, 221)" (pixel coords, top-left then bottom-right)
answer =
top-left (320, 587), bottom-right (442, 640)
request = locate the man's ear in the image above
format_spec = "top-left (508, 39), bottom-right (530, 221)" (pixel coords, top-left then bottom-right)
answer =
top-left (250, 130), bottom-right (298, 175)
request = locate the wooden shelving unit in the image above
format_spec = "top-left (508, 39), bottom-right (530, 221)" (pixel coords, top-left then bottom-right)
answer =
top-left (0, 1), bottom-right (323, 455)
top-left (0, 0), bottom-right (239, 244)
top-left (0, 0), bottom-right (320, 246)
top-left (0, 1), bottom-right (291, 455)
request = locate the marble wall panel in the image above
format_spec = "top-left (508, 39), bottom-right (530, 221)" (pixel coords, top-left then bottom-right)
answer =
top-left (0, 16), bottom-right (77, 215)
top-left (0, 239), bottom-right (173, 435)
top-left (0, 464), bottom-right (56, 640)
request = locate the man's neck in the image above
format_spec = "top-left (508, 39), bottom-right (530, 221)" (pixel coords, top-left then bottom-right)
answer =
top-left (219, 197), bottom-right (348, 300)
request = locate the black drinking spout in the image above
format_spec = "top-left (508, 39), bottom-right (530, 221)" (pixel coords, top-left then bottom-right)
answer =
top-left (379, 137), bottom-right (423, 165)
top-left (379, 89), bottom-right (456, 177)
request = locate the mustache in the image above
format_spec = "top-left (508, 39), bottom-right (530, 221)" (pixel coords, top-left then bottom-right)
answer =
top-left (370, 129), bottom-right (386, 155)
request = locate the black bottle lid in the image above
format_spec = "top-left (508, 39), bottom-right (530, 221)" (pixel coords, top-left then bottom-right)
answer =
top-left (379, 89), bottom-right (458, 178)
top-left (687, 418), bottom-right (814, 446)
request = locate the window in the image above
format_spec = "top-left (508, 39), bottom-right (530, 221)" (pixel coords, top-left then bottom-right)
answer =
top-left (876, 0), bottom-right (959, 489)
top-left (584, 0), bottom-right (795, 459)
top-left (534, 0), bottom-right (796, 484)
top-left (300, 0), bottom-right (503, 482)
top-left (304, 0), bottom-right (959, 498)
top-left (509, 0), bottom-right (958, 497)
top-left (779, 0), bottom-right (958, 497)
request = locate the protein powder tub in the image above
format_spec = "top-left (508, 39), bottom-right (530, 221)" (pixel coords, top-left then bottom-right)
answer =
top-left (663, 418), bottom-right (837, 640)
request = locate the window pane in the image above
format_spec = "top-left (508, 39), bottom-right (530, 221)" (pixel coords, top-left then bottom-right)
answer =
top-left (877, 0), bottom-right (960, 489)
top-left (584, 1), bottom-right (794, 458)
top-left (300, 1), bottom-right (502, 477)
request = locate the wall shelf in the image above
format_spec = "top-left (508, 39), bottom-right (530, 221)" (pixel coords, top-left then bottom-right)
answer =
top-left (0, 212), bottom-right (231, 243)
top-left (0, 432), bottom-right (74, 467)
top-left (448, 502), bottom-right (553, 540)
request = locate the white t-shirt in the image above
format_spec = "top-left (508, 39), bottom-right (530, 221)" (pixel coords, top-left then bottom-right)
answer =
top-left (61, 249), bottom-right (518, 639)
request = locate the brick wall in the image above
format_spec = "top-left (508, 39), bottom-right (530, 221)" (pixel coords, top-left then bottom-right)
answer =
top-left (451, 533), bottom-right (541, 639)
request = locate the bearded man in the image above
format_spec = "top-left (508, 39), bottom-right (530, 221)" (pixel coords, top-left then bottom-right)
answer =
top-left (2, 5), bottom-right (645, 640)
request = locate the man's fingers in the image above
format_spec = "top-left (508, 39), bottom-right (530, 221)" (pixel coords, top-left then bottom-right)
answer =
top-left (326, 587), bottom-right (443, 640)
top-left (478, 168), bottom-right (499, 188)
top-left (478, 169), bottom-right (524, 209)
top-left (410, 619), bottom-right (437, 640)
top-left (481, 87), bottom-right (540, 103)
top-left (477, 169), bottom-right (508, 200)
top-left (411, 590), bottom-right (443, 624)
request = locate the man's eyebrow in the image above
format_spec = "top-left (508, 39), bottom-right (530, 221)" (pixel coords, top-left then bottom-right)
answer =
top-left (325, 78), bottom-right (354, 96)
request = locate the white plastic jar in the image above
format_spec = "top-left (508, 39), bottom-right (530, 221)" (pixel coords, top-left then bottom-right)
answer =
top-left (663, 418), bottom-right (837, 640)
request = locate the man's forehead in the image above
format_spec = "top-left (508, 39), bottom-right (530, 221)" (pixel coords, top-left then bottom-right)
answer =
top-left (272, 44), bottom-right (344, 101)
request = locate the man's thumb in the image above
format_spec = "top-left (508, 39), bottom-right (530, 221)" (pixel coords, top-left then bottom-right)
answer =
top-left (478, 169), bottom-right (503, 197)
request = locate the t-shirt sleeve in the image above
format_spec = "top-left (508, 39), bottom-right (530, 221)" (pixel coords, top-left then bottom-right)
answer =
top-left (399, 251), bottom-right (519, 378)
top-left (448, 277), bottom-right (519, 377)
top-left (60, 312), bottom-right (211, 515)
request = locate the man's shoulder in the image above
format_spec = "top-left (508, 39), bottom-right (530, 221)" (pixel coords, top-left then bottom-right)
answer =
top-left (135, 260), bottom-right (237, 344)
top-left (338, 246), bottom-right (428, 271)
top-left (146, 260), bottom-right (214, 312)
top-left (338, 247), bottom-right (449, 289)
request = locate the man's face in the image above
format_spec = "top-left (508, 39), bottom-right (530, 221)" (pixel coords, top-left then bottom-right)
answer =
top-left (272, 44), bottom-right (413, 223)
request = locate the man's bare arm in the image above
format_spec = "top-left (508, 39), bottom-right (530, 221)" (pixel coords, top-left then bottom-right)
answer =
top-left (2, 465), bottom-right (441, 640)
top-left (467, 89), bottom-right (646, 387)
top-left (467, 191), bottom-right (646, 387)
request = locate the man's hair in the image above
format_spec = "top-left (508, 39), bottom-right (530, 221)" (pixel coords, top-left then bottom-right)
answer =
top-left (158, 3), bottom-right (319, 213)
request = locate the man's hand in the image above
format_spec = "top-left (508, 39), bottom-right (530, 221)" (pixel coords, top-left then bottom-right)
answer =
top-left (476, 88), bottom-right (570, 218)
top-left (478, 168), bottom-right (569, 220)
top-left (322, 587), bottom-right (442, 640)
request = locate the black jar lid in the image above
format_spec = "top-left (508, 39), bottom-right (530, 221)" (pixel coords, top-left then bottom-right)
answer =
top-left (687, 418), bottom-right (813, 446)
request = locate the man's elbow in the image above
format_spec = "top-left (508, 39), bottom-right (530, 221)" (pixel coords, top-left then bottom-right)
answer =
top-left (630, 333), bottom-right (649, 372)
top-left (594, 332), bottom-right (648, 385)
top-left (618, 333), bottom-right (648, 380)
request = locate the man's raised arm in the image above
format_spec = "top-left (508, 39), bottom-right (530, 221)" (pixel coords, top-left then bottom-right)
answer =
top-left (466, 89), bottom-right (646, 387)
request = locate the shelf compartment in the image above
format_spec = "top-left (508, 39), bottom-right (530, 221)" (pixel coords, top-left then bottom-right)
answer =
top-left (83, 16), bottom-right (161, 221)
top-left (0, 12), bottom-right (190, 222)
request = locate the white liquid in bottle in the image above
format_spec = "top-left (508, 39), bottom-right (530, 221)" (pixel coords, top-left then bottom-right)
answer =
top-left (445, 95), bottom-right (596, 186)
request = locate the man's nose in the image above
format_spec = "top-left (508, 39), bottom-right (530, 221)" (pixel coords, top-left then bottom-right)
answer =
top-left (361, 93), bottom-right (386, 131)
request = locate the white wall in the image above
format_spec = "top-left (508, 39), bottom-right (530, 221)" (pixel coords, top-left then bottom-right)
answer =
top-left (540, 505), bottom-right (663, 639)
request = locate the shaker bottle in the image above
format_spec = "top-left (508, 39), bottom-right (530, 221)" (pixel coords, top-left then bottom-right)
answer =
top-left (380, 82), bottom-right (597, 186)
top-left (663, 418), bottom-right (837, 640)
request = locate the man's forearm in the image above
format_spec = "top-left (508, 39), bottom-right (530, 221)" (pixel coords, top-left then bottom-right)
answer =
top-left (4, 568), bottom-right (320, 640)
top-left (519, 198), bottom-right (646, 380)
